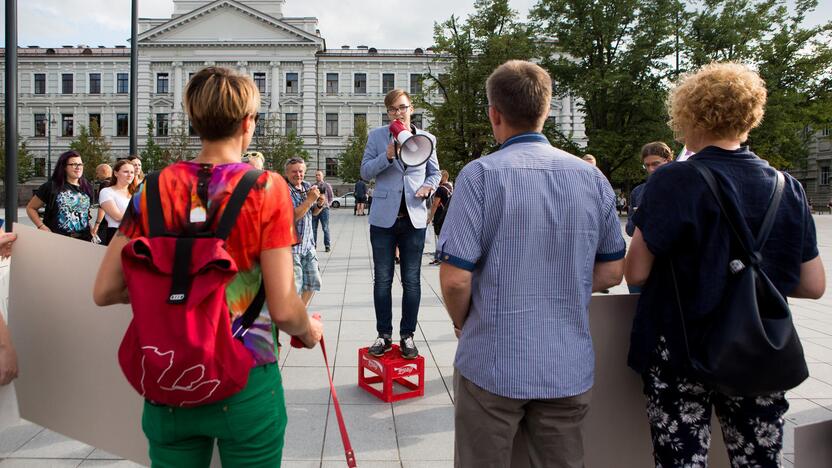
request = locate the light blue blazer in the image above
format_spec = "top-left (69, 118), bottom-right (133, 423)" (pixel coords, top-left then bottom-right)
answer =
top-left (361, 125), bottom-right (441, 229)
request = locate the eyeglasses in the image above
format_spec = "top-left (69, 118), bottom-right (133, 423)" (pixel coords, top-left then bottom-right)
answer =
top-left (387, 104), bottom-right (411, 114)
top-left (66, 163), bottom-right (84, 168)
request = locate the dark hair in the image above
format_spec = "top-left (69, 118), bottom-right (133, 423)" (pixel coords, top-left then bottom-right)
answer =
top-left (640, 141), bottom-right (674, 161)
top-left (52, 150), bottom-right (93, 197)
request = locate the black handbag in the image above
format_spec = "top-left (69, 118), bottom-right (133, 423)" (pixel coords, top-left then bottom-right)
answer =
top-left (670, 160), bottom-right (808, 396)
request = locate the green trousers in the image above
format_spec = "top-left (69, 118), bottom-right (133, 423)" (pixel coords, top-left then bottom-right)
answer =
top-left (142, 363), bottom-right (286, 468)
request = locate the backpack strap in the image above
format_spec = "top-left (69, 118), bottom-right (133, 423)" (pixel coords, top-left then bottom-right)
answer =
top-left (233, 281), bottom-right (266, 338)
top-left (687, 160), bottom-right (785, 262)
top-left (145, 172), bottom-right (167, 238)
top-left (214, 170), bottom-right (263, 240)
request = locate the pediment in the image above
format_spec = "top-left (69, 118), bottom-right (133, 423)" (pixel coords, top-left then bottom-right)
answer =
top-left (139, 0), bottom-right (322, 46)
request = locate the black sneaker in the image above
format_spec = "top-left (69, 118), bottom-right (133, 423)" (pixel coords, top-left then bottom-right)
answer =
top-left (400, 334), bottom-right (419, 359)
top-left (368, 334), bottom-right (392, 357)
top-left (325, 246), bottom-right (331, 252)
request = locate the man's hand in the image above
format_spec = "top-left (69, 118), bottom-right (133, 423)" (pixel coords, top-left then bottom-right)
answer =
top-left (318, 195), bottom-right (327, 207)
top-left (0, 233), bottom-right (16, 260)
top-left (386, 143), bottom-right (396, 161)
top-left (306, 186), bottom-right (321, 203)
top-left (0, 343), bottom-right (18, 385)
top-left (415, 186), bottom-right (432, 199)
top-left (298, 315), bottom-right (324, 349)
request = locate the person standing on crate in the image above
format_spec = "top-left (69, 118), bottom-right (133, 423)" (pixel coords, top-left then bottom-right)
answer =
top-left (361, 88), bottom-right (440, 360)
top-left (438, 61), bottom-right (625, 467)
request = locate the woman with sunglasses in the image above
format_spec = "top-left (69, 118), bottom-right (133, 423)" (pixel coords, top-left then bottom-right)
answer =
top-left (26, 150), bottom-right (94, 241)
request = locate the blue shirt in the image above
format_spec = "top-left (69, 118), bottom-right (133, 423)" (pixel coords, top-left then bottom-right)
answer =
top-left (438, 132), bottom-right (626, 399)
top-left (628, 146), bottom-right (818, 374)
top-left (289, 181), bottom-right (315, 255)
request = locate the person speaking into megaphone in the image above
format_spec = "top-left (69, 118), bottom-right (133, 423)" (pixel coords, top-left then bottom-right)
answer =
top-left (360, 89), bottom-right (440, 360)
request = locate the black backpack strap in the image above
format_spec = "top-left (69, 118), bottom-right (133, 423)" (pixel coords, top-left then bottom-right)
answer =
top-left (687, 160), bottom-right (784, 259)
top-left (234, 281), bottom-right (266, 338)
top-left (167, 238), bottom-right (194, 304)
top-left (215, 170), bottom-right (263, 240)
top-left (145, 172), bottom-right (166, 237)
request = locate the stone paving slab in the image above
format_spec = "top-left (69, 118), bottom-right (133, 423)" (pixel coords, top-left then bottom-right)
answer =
top-left (2, 209), bottom-right (832, 467)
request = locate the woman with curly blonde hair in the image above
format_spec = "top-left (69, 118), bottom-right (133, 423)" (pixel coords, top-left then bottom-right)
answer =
top-left (624, 62), bottom-right (825, 466)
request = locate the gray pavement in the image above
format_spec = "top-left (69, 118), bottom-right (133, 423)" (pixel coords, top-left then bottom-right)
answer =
top-left (2, 208), bottom-right (832, 467)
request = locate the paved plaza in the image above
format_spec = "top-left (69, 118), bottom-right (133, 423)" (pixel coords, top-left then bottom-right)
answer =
top-left (2, 208), bottom-right (832, 467)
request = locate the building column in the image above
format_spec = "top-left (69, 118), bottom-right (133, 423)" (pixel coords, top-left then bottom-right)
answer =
top-left (270, 61), bottom-right (280, 112)
top-left (173, 61), bottom-right (183, 112)
top-left (301, 59), bottom-right (316, 138)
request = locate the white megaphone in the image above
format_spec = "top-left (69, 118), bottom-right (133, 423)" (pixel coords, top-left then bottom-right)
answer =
top-left (390, 120), bottom-right (434, 167)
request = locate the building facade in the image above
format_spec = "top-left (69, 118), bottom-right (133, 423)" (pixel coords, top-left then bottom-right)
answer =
top-left (0, 0), bottom-right (586, 182)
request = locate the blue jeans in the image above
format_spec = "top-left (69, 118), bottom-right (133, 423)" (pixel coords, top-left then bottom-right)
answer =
top-left (370, 219), bottom-right (426, 336)
top-left (312, 208), bottom-right (330, 248)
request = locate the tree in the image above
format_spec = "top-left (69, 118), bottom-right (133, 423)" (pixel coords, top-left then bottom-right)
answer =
top-left (0, 121), bottom-right (37, 183)
top-left (682, 0), bottom-right (832, 169)
top-left (418, 0), bottom-right (536, 177)
top-left (252, 115), bottom-right (310, 172)
top-left (70, 121), bottom-right (112, 181)
top-left (531, 0), bottom-right (680, 188)
top-left (164, 115), bottom-right (194, 163)
top-left (141, 118), bottom-right (168, 172)
top-left (338, 119), bottom-right (368, 183)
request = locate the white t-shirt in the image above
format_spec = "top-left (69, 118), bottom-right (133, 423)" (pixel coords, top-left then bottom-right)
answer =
top-left (98, 187), bottom-right (131, 228)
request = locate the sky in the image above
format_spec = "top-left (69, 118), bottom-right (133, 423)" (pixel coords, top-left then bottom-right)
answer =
top-left (0, 0), bottom-right (829, 50)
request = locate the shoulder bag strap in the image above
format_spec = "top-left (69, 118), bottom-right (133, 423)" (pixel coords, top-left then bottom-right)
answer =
top-left (215, 169), bottom-right (263, 240)
top-left (753, 171), bottom-right (785, 251)
top-left (145, 172), bottom-right (166, 238)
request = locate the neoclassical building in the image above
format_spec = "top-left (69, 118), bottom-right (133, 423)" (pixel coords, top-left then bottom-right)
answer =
top-left (0, 0), bottom-right (586, 182)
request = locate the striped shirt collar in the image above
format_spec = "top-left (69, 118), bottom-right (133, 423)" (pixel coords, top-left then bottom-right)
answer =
top-left (499, 131), bottom-right (549, 150)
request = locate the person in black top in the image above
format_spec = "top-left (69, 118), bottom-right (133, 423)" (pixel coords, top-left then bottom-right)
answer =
top-left (354, 179), bottom-right (367, 215)
top-left (624, 62), bottom-right (825, 467)
top-left (427, 170), bottom-right (452, 265)
top-left (26, 150), bottom-right (94, 241)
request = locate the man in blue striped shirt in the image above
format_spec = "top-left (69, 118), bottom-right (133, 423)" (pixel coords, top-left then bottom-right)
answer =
top-left (438, 60), bottom-right (625, 467)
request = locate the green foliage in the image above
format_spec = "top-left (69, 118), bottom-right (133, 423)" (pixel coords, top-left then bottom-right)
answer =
top-left (164, 115), bottom-right (195, 163)
top-left (531, 0), bottom-right (678, 188)
top-left (417, 0), bottom-right (537, 178)
top-left (0, 121), bottom-right (37, 183)
top-left (253, 115), bottom-right (310, 172)
top-left (69, 121), bottom-right (112, 181)
top-left (141, 118), bottom-right (167, 172)
top-left (338, 119), bottom-right (368, 183)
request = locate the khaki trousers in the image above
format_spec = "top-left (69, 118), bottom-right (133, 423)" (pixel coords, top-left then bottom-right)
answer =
top-left (454, 370), bottom-right (592, 468)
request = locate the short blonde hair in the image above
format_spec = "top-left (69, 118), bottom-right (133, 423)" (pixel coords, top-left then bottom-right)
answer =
top-left (668, 62), bottom-right (767, 141)
top-left (184, 67), bottom-right (260, 141)
top-left (384, 89), bottom-right (412, 109)
top-left (486, 60), bottom-right (552, 129)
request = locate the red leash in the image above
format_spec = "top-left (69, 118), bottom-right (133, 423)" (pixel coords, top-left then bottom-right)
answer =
top-left (291, 317), bottom-right (357, 467)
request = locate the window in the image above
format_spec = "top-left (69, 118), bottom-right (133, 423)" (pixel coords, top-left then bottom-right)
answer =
top-left (285, 113), bottom-right (298, 135)
top-left (822, 166), bottom-right (831, 186)
top-left (34, 74), bottom-right (46, 94)
top-left (117, 73), bottom-right (129, 94)
top-left (354, 113), bottom-right (366, 129)
top-left (61, 114), bottom-right (74, 137)
top-left (326, 73), bottom-right (339, 94)
top-left (325, 113), bottom-right (338, 136)
top-left (89, 113), bottom-right (101, 132)
top-left (156, 73), bottom-right (169, 94)
top-left (381, 113), bottom-right (390, 126)
top-left (382, 73), bottom-right (395, 94)
top-left (286, 73), bottom-right (298, 94)
top-left (253, 72), bottom-right (266, 93)
top-left (62, 73), bottom-right (73, 94)
top-left (410, 74), bottom-right (423, 95)
top-left (823, 126), bottom-right (831, 137)
top-left (116, 113), bottom-right (129, 137)
top-left (254, 112), bottom-right (266, 136)
top-left (34, 114), bottom-right (46, 137)
top-left (156, 113), bottom-right (169, 137)
top-left (412, 114), bottom-right (423, 129)
top-left (354, 73), bottom-right (367, 94)
top-left (326, 157), bottom-right (338, 177)
top-left (89, 73), bottom-right (101, 94)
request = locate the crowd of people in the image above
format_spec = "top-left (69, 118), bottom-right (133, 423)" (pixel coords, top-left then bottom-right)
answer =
top-left (0, 59), bottom-right (823, 468)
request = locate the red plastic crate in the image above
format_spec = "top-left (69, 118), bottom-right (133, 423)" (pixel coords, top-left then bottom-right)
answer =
top-left (358, 344), bottom-right (425, 402)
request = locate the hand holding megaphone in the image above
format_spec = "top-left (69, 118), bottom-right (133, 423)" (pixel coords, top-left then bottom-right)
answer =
top-left (388, 120), bottom-right (435, 167)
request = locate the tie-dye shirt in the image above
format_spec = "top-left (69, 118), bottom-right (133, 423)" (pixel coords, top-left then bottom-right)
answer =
top-left (119, 161), bottom-right (297, 366)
